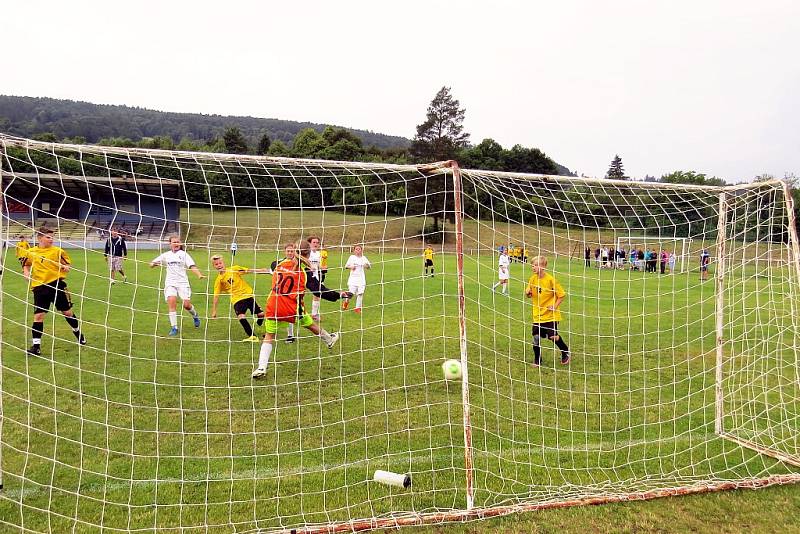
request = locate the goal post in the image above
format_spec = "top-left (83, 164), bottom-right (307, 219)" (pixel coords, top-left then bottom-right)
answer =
top-left (0, 134), bottom-right (798, 533)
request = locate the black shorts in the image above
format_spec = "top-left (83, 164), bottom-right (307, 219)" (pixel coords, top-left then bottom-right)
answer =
top-left (32, 279), bottom-right (73, 314)
top-left (424, 259), bottom-right (434, 267)
top-left (320, 269), bottom-right (328, 283)
top-left (532, 321), bottom-right (558, 339)
top-left (233, 297), bottom-right (263, 316)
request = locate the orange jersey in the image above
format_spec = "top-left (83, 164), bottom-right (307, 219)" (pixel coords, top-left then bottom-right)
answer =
top-left (265, 259), bottom-right (307, 322)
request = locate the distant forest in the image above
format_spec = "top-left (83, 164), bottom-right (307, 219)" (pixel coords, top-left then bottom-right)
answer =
top-left (0, 95), bottom-right (409, 151)
top-left (0, 94), bottom-right (575, 176)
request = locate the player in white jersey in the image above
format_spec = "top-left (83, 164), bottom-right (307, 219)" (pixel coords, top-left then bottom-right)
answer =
top-left (342, 244), bottom-right (371, 314)
top-left (150, 235), bottom-right (205, 336)
top-left (492, 249), bottom-right (511, 294)
top-left (307, 236), bottom-right (323, 320)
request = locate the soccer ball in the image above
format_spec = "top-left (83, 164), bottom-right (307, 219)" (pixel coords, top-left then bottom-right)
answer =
top-left (442, 359), bottom-right (462, 381)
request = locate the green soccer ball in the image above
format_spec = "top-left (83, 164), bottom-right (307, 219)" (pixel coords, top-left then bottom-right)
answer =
top-left (442, 359), bottom-right (462, 381)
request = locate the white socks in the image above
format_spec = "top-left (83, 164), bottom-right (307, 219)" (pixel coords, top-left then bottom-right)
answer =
top-left (287, 323), bottom-right (294, 337)
top-left (318, 329), bottom-right (333, 344)
top-left (169, 312), bottom-right (178, 327)
top-left (312, 299), bottom-right (320, 317)
top-left (258, 341), bottom-right (273, 369)
top-left (355, 295), bottom-right (363, 308)
top-left (188, 306), bottom-right (199, 318)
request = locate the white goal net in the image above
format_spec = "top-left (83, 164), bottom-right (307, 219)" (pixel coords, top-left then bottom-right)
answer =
top-left (0, 134), bottom-right (798, 532)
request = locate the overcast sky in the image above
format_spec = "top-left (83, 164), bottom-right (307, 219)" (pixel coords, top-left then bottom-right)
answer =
top-left (4, 0), bottom-right (798, 182)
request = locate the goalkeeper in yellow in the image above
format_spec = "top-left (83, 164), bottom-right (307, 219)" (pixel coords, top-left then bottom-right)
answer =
top-left (210, 255), bottom-right (267, 341)
top-left (524, 255), bottom-right (570, 366)
top-left (23, 226), bottom-right (86, 355)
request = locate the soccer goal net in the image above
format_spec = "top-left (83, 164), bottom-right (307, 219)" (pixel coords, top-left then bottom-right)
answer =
top-left (0, 134), bottom-right (798, 533)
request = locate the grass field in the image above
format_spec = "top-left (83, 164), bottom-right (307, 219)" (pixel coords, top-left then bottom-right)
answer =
top-left (0, 236), bottom-right (798, 533)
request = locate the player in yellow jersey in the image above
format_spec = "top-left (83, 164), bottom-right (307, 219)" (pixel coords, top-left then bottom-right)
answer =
top-left (524, 255), bottom-right (570, 367)
top-left (423, 245), bottom-right (435, 277)
top-left (22, 227), bottom-right (86, 356)
top-left (15, 234), bottom-right (30, 267)
top-left (210, 255), bottom-right (268, 341)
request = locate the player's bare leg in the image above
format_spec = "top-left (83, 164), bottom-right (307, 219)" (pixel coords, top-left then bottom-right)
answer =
top-left (307, 322), bottom-right (339, 349)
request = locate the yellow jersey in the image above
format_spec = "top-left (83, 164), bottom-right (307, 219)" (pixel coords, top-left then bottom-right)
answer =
top-left (24, 246), bottom-right (71, 288)
top-left (15, 240), bottom-right (30, 261)
top-left (525, 272), bottom-right (565, 323)
top-left (213, 265), bottom-right (254, 305)
top-left (320, 249), bottom-right (328, 269)
top-left (424, 248), bottom-right (434, 261)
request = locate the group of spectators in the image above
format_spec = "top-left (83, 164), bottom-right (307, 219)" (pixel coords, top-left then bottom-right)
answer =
top-left (585, 246), bottom-right (678, 274)
top-left (498, 244), bottom-right (528, 263)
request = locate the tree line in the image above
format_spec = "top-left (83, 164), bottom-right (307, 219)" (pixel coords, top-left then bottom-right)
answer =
top-left (3, 88), bottom-right (793, 243)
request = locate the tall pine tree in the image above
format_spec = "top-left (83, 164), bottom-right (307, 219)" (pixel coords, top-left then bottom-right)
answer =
top-left (256, 133), bottom-right (271, 155)
top-left (223, 126), bottom-right (249, 154)
top-left (411, 86), bottom-right (470, 162)
top-left (606, 154), bottom-right (627, 180)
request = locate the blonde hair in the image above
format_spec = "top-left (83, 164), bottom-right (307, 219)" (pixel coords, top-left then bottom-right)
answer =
top-left (531, 255), bottom-right (548, 268)
top-left (211, 254), bottom-right (223, 261)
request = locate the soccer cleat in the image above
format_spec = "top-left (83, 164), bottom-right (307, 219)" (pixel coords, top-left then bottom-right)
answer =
top-left (341, 300), bottom-right (349, 310)
top-left (193, 316), bottom-right (201, 328)
top-left (243, 335), bottom-right (260, 342)
top-left (110, 279), bottom-right (117, 285)
top-left (27, 344), bottom-right (41, 356)
top-left (123, 276), bottom-right (128, 283)
top-left (251, 367), bottom-right (266, 379)
top-left (75, 332), bottom-right (87, 345)
top-left (326, 332), bottom-right (340, 349)
top-left (168, 326), bottom-right (179, 337)
top-left (285, 336), bottom-right (295, 344)
top-left (353, 308), bottom-right (362, 314)
top-left (561, 352), bottom-right (571, 365)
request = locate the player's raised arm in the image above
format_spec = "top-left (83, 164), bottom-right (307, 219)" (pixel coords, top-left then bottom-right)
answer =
top-left (245, 267), bottom-right (273, 274)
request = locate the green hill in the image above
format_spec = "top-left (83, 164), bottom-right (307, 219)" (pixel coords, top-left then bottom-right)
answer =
top-left (0, 94), bottom-right (411, 149)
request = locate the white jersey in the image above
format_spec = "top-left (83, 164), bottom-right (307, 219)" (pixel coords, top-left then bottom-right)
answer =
top-left (153, 249), bottom-right (196, 287)
top-left (308, 250), bottom-right (321, 278)
top-left (498, 254), bottom-right (510, 280)
top-left (345, 255), bottom-right (371, 286)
